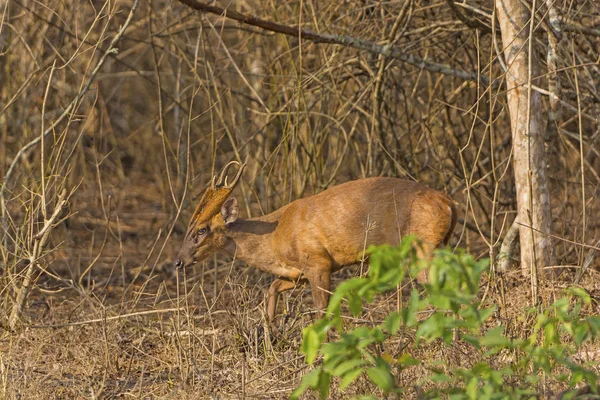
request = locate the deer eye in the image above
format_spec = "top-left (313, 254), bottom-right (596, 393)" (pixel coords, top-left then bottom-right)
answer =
top-left (192, 228), bottom-right (207, 244)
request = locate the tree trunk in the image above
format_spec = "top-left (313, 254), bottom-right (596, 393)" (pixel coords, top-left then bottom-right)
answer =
top-left (495, 0), bottom-right (555, 277)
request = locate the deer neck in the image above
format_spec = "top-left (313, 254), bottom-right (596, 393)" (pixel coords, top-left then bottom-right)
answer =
top-left (222, 218), bottom-right (279, 268)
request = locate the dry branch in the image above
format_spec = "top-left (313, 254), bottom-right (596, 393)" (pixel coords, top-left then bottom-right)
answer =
top-left (0, 0), bottom-right (140, 203)
top-left (0, 0), bottom-right (598, 396)
top-left (26, 307), bottom-right (193, 329)
top-left (445, 0), bottom-right (492, 33)
top-left (175, 0), bottom-right (488, 85)
top-left (3, 0), bottom-right (139, 330)
top-left (8, 189), bottom-right (68, 329)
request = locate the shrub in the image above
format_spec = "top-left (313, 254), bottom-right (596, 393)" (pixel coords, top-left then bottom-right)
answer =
top-left (291, 236), bottom-right (599, 399)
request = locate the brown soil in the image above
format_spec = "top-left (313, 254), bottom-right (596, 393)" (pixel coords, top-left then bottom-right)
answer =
top-left (2, 182), bottom-right (599, 400)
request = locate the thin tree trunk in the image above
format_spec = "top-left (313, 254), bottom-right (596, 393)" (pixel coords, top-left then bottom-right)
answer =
top-left (495, 0), bottom-right (555, 278)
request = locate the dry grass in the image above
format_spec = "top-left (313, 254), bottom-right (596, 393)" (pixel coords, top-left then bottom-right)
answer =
top-left (1, 0), bottom-right (599, 398)
top-left (3, 195), bottom-right (599, 399)
top-left (2, 180), bottom-right (599, 398)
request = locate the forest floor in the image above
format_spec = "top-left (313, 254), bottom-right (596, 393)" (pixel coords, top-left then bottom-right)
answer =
top-left (2, 181), bottom-right (600, 400)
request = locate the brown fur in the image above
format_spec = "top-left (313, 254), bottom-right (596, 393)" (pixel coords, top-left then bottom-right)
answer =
top-left (174, 172), bottom-right (457, 322)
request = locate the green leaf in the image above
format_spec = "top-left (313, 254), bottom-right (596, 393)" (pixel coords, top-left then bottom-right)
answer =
top-left (372, 327), bottom-right (385, 342)
top-left (544, 322), bottom-right (558, 347)
top-left (567, 287), bottom-right (591, 304)
top-left (322, 352), bottom-right (348, 371)
top-left (316, 371), bottom-right (331, 399)
top-left (312, 318), bottom-right (333, 336)
top-left (552, 297), bottom-right (570, 318)
top-left (384, 311), bottom-right (402, 335)
top-left (332, 359), bottom-right (369, 376)
top-left (475, 305), bottom-right (497, 323)
top-left (479, 326), bottom-right (511, 347)
top-left (397, 353), bottom-right (420, 366)
top-left (351, 326), bottom-right (372, 338)
top-left (429, 372), bottom-right (452, 382)
top-left (398, 235), bottom-right (416, 255)
top-left (328, 278), bottom-right (365, 313)
top-left (416, 313), bottom-right (448, 342)
top-left (348, 294), bottom-right (363, 317)
top-left (321, 342), bottom-right (348, 359)
top-left (403, 289), bottom-right (420, 328)
top-left (339, 367), bottom-right (365, 391)
top-left (366, 365), bottom-right (395, 392)
top-left (289, 369), bottom-right (320, 400)
top-left (466, 376), bottom-right (478, 399)
top-left (302, 328), bottom-right (322, 365)
top-left (588, 317), bottom-right (600, 336)
top-left (573, 323), bottom-right (589, 346)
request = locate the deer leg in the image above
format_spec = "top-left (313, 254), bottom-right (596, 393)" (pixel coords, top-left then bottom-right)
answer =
top-left (410, 194), bottom-right (454, 284)
top-left (415, 242), bottom-right (436, 283)
top-left (305, 266), bottom-right (332, 316)
top-left (267, 278), bottom-right (301, 322)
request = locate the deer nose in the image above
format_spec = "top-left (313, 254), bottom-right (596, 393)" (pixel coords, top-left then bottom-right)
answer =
top-left (173, 259), bottom-right (183, 269)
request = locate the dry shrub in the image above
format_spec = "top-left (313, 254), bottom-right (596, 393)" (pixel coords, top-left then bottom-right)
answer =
top-left (0, 0), bottom-right (598, 397)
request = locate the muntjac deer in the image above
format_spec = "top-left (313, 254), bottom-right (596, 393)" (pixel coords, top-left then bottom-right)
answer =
top-left (173, 161), bottom-right (457, 322)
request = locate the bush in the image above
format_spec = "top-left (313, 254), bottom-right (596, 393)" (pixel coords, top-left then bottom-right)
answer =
top-left (291, 236), bottom-right (599, 399)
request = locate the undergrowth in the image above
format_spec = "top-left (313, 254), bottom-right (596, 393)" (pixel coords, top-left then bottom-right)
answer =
top-left (293, 236), bottom-right (600, 399)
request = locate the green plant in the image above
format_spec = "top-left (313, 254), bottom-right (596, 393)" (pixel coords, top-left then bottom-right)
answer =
top-left (291, 236), bottom-right (599, 399)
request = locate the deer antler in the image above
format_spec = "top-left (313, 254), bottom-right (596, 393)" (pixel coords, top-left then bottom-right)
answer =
top-left (193, 161), bottom-right (246, 225)
top-left (214, 161), bottom-right (245, 189)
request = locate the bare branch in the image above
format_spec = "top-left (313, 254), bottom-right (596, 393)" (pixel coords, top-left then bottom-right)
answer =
top-left (175, 0), bottom-right (488, 85)
top-left (445, 0), bottom-right (492, 33)
top-left (8, 188), bottom-right (68, 329)
top-left (0, 0), bottom-right (140, 203)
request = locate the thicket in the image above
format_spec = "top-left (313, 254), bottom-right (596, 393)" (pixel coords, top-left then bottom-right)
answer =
top-left (0, 0), bottom-right (598, 397)
top-left (294, 237), bottom-right (600, 399)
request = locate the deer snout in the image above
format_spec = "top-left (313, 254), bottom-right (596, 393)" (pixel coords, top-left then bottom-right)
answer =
top-left (172, 253), bottom-right (197, 270)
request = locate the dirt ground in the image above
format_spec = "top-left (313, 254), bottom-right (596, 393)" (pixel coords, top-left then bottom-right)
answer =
top-left (2, 181), bottom-right (600, 400)
top-left (2, 0), bottom-right (599, 398)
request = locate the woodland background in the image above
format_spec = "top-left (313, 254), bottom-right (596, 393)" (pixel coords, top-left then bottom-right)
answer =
top-left (0, 0), bottom-right (599, 398)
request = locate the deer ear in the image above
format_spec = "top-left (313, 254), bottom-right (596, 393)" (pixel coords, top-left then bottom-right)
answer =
top-left (221, 198), bottom-right (239, 225)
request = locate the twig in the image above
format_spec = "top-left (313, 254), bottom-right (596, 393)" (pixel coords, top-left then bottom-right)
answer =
top-left (4, 0), bottom-right (139, 330)
top-left (445, 0), bottom-right (492, 33)
top-left (0, 0), bottom-right (139, 204)
top-left (515, 222), bottom-right (600, 251)
top-left (26, 307), bottom-right (192, 329)
top-left (8, 189), bottom-right (68, 329)
top-left (575, 240), bottom-right (600, 284)
top-left (175, 0), bottom-right (488, 85)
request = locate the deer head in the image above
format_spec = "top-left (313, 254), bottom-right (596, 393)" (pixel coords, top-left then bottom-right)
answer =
top-left (173, 161), bottom-right (245, 269)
